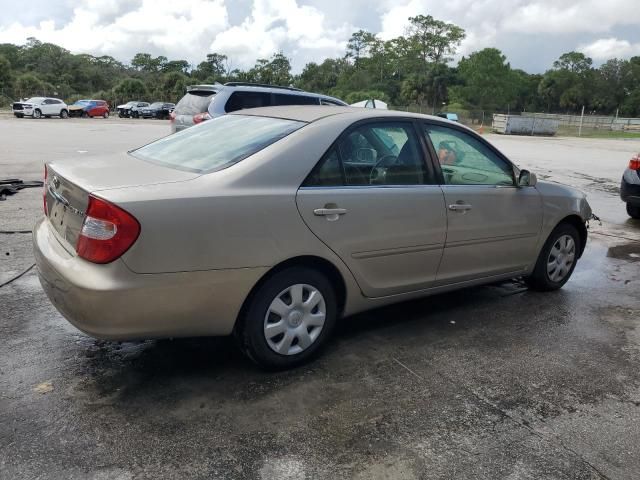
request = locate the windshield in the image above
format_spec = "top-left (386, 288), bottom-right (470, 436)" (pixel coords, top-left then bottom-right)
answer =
top-left (126, 101), bottom-right (137, 106)
top-left (150, 102), bottom-right (163, 108)
top-left (131, 114), bottom-right (305, 173)
top-left (174, 91), bottom-right (216, 116)
top-left (25, 97), bottom-right (44, 103)
top-left (74, 100), bottom-right (91, 106)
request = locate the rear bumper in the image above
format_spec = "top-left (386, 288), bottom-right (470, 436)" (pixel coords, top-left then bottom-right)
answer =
top-left (621, 173), bottom-right (640, 206)
top-left (33, 217), bottom-right (267, 340)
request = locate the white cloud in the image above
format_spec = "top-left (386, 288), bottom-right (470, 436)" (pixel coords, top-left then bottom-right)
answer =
top-left (579, 37), bottom-right (640, 60)
top-left (0, 0), bottom-right (229, 65)
top-left (209, 0), bottom-right (354, 70)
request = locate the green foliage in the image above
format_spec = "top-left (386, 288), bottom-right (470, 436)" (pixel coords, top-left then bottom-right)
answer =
top-left (113, 78), bottom-right (147, 102)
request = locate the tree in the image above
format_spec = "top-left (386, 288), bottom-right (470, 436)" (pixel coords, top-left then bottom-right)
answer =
top-left (15, 73), bottom-right (45, 97)
top-left (406, 15), bottom-right (465, 67)
top-left (159, 72), bottom-right (189, 102)
top-left (455, 48), bottom-right (516, 110)
top-left (553, 52), bottom-right (592, 74)
top-left (249, 52), bottom-right (292, 85)
top-left (0, 55), bottom-right (13, 90)
top-left (113, 78), bottom-right (147, 101)
top-left (346, 30), bottom-right (376, 68)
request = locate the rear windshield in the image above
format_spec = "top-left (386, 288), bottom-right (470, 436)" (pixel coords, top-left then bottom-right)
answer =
top-left (131, 114), bottom-right (306, 173)
top-left (174, 91), bottom-right (216, 116)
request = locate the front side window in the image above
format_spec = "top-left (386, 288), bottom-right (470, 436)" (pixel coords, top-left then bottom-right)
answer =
top-left (131, 114), bottom-right (305, 173)
top-left (305, 122), bottom-right (428, 187)
top-left (424, 124), bottom-right (514, 186)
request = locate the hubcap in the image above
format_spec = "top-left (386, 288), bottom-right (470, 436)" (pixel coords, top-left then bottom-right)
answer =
top-left (547, 234), bottom-right (576, 282)
top-left (264, 284), bottom-right (326, 356)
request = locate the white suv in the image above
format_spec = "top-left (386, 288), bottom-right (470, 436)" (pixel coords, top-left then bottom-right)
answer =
top-left (12, 97), bottom-right (68, 119)
top-left (170, 83), bottom-right (347, 133)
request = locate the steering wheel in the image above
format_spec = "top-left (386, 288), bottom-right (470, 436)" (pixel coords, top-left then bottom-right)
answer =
top-left (369, 155), bottom-right (398, 184)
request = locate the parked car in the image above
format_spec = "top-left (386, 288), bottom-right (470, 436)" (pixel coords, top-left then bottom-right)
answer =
top-left (141, 102), bottom-right (175, 119)
top-left (621, 154), bottom-right (640, 219)
top-left (68, 99), bottom-right (110, 118)
top-left (35, 107), bottom-right (591, 369)
top-left (436, 112), bottom-right (460, 122)
top-left (12, 97), bottom-right (68, 119)
top-left (351, 99), bottom-right (388, 109)
top-left (116, 101), bottom-right (149, 118)
top-left (171, 82), bottom-right (346, 133)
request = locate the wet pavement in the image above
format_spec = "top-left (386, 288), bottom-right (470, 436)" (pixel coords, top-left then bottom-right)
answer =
top-left (1, 118), bottom-right (640, 479)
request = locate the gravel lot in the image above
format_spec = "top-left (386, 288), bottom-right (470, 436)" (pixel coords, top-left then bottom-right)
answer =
top-left (1, 116), bottom-right (640, 479)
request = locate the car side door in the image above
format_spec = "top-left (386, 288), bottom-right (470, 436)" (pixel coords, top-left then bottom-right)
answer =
top-left (41, 99), bottom-right (54, 115)
top-left (422, 122), bottom-right (543, 284)
top-left (296, 120), bottom-right (447, 298)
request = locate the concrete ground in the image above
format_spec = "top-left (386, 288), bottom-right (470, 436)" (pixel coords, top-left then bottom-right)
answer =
top-left (1, 116), bottom-right (639, 480)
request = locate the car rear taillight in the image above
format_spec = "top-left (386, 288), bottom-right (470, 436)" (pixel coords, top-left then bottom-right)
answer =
top-left (192, 112), bottom-right (210, 124)
top-left (43, 165), bottom-right (48, 215)
top-left (629, 155), bottom-right (640, 170)
top-left (76, 195), bottom-right (140, 264)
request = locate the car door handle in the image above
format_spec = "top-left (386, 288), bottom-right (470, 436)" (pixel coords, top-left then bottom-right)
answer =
top-left (313, 208), bottom-right (347, 216)
top-left (448, 203), bottom-right (472, 211)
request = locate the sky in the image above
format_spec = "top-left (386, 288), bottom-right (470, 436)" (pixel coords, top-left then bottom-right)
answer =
top-left (1, 0), bottom-right (640, 73)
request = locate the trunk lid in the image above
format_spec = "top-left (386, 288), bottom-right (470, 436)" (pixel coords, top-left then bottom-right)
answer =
top-left (45, 153), bottom-right (199, 251)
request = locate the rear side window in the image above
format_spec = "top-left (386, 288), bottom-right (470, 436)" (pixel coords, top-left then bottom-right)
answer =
top-left (131, 114), bottom-right (305, 173)
top-left (175, 91), bottom-right (216, 116)
top-left (225, 92), bottom-right (271, 112)
top-left (273, 94), bottom-right (319, 106)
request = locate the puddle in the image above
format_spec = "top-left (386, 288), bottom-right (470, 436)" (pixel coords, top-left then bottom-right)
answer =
top-left (607, 243), bottom-right (640, 262)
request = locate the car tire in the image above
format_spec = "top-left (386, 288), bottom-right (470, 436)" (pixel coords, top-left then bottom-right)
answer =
top-left (118, 111), bottom-right (124, 118)
top-left (33, 109), bottom-right (42, 119)
top-left (82, 111), bottom-right (89, 118)
top-left (132, 111), bottom-right (139, 119)
top-left (14, 113), bottom-right (23, 118)
top-left (525, 223), bottom-right (580, 291)
top-left (238, 267), bottom-right (338, 370)
top-left (60, 109), bottom-right (68, 119)
top-left (627, 203), bottom-right (640, 219)
top-left (103, 111), bottom-right (109, 119)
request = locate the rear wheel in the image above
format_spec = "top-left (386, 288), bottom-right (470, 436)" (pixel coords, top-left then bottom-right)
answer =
top-left (103, 111), bottom-right (109, 119)
top-left (33, 109), bottom-right (42, 119)
top-left (60, 109), bottom-right (68, 119)
top-left (627, 203), bottom-right (640, 219)
top-left (238, 267), bottom-right (337, 369)
top-left (525, 223), bottom-right (580, 291)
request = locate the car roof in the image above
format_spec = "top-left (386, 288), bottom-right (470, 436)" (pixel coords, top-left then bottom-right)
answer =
top-left (231, 105), bottom-right (457, 124)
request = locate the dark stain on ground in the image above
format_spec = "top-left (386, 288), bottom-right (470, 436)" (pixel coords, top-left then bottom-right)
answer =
top-left (608, 242), bottom-right (640, 262)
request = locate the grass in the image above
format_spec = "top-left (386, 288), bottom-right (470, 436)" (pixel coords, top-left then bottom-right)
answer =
top-left (556, 127), bottom-right (640, 139)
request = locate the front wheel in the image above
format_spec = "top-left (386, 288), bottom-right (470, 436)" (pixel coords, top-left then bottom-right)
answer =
top-left (33, 109), bottom-right (42, 119)
top-left (238, 267), bottom-right (337, 369)
top-left (627, 203), bottom-right (640, 219)
top-left (132, 111), bottom-right (139, 118)
top-left (525, 223), bottom-right (580, 291)
top-left (60, 109), bottom-right (68, 119)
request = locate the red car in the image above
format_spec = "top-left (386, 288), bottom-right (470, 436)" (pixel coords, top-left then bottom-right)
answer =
top-left (68, 99), bottom-right (110, 118)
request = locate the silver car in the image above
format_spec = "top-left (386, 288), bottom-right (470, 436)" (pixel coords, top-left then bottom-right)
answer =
top-left (34, 106), bottom-right (592, 369)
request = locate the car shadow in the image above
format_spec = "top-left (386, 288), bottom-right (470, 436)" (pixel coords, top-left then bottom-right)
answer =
top-left (72, 279), bottom-right (539, 408)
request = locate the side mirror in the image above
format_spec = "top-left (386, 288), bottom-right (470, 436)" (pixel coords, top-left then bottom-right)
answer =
top-left (518, 169), bottom-right (537, 187)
